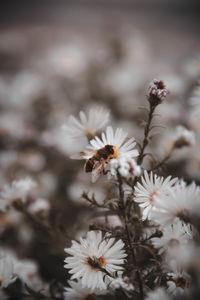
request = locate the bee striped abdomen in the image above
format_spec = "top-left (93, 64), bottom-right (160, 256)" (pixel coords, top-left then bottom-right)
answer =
top-left (85, 156), bottom-right (99, 172)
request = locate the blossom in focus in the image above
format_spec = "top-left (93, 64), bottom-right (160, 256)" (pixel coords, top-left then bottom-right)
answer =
top-left (71, 126), bottom-right (138, 182)
top-left (62, 106), bottom-right (110, 140)
top-left (0, 177), bottom-right (37, 211)
top-left (87, 126), bottom-right (138, 158)
top-left (64, 231), bottom-right (127, 290)
top-left (134, 171), bottom-right (177, 220)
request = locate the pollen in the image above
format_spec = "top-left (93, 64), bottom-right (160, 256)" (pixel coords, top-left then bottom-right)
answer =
top-left (86, 255), bottom-right (106, 270)
top-left (149, 190), bottom-right (160, 203)
top-left (99, 256), bottom-right (106, 266)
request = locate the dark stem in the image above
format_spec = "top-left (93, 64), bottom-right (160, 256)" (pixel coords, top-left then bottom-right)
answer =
top-left (137, 103), bottom-right (156, 166)
top-left (117, 172), bottom-right (144, 299)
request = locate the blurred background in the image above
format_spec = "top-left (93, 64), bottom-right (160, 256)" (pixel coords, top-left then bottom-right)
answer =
top-left (0, 0), bottom-right (200, 297)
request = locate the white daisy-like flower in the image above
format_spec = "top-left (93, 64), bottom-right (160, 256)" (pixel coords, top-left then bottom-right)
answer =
top-left (166, 260), bottom-right (190, 296)
top-left (64, 231), bottom-right (127, 290)
top-left (72, 126), bottom-right (138, 182)
top-left (13, 258), bottom-right (45, 291)
top-left (0, 177), bottom-right (37, 211)
top-left (173, 125), bottom-right (195, 148)
top-left (62, 106), bottom-right (110, 139)
top-left (151, 220), bottom-right (192, 254)
top-left (134, 171), bottom-right (177, 220)
top-left (145, 288), bottom-right (170, 300)
top-left (151, 182), bottom-right (200, 226)
top-left (64, 279), bottom-right (106, 299)
top-left (87, 126), bottom-right (138, 159)
top-left (0, 250), bottom-right (16, 288)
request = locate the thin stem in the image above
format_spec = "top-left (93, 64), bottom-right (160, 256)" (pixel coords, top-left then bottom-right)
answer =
top-left (151, 148), bottom-right (174, 171)
top-left (137, 104), bottom-right (156, 166)
top-left (117, 172), bottom-right (144, 299)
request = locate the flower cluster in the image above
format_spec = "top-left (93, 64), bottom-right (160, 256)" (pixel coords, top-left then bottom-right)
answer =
top-left (1, 74), bottom-right (200, 300)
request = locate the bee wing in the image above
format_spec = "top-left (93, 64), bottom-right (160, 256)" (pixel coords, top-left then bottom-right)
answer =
top-left (91, 160), bottom-right (105, 183)
top-left (70, 150), bottom-right (95, 160)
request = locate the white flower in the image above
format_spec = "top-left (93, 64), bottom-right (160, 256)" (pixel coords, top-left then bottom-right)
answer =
top-left (166, 242), bottom-right (200, 272)
top-left (64, 231), bottom-right (127, 290)
top-left (145, 288), bottom-right (170, 300)
top-left (62, 106), bottom-right (110, 139)
top-left (173, 125), bottom-right (195, 148)
top-left (134, 171), bottom-right (177, 220)
top-left (0, 251), bottom-right (16, 288)
top-left (166, 260), bottom-right (190, 296)
top-left (189, 85), bottom-right (200, 121)
top-left (72, 126), bottom-right (139, 182)
top-left (28, 198), bottom-right (50, 215)
top-left (151, 182), bottom-right (200, 226)
top-left (87, 126), bottom-right (138, 159)
top-left (109, 155), bottom-right (141, 179)
top-left (151, 220), bottom-right (192, 254)
top-left (0, 177), bottom-right (37, 211)
top-left (64, 279), bottom-right (106, 299)
top-left (14, 258), bottom-right (45, 291)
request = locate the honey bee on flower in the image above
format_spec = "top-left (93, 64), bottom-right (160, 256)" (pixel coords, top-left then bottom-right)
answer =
top-left (71, 126), bottom-right (139, 182)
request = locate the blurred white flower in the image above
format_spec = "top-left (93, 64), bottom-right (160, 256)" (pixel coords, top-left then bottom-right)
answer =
top-left (14, 258), bottom-right (45, 291)
top-left (64, 279), bottom-right (106, 299)
top-left (166, 260), bottom-right (190, 296)
top-left (134, 171), bottom-right (177, 220)
top-left (145, 288), bottom-right (170, 300)
top-left (0, 177), bottom-right (37, 211)
top-left (64, 231), bottom-right (127, 290)
top-left (173, 126), bottom-right (195, 148)
top-left (62, 106), bottom-right (110, 139)
top-left (151, 221), bottom-right (192, 254)
top-left (0, 250), bottom-right (16, 288)
top-left (28, 198), bottom-right (50, 215)
top-left (189, 86), bottom-right (200, 132)
top-left (152, 182), bottom-right (200, 226)
top-left (166, 242), bottom-right (200, 272)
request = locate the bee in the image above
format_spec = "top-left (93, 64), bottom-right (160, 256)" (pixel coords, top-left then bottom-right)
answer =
top-left (72, 145), bottom-right (118, 182)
